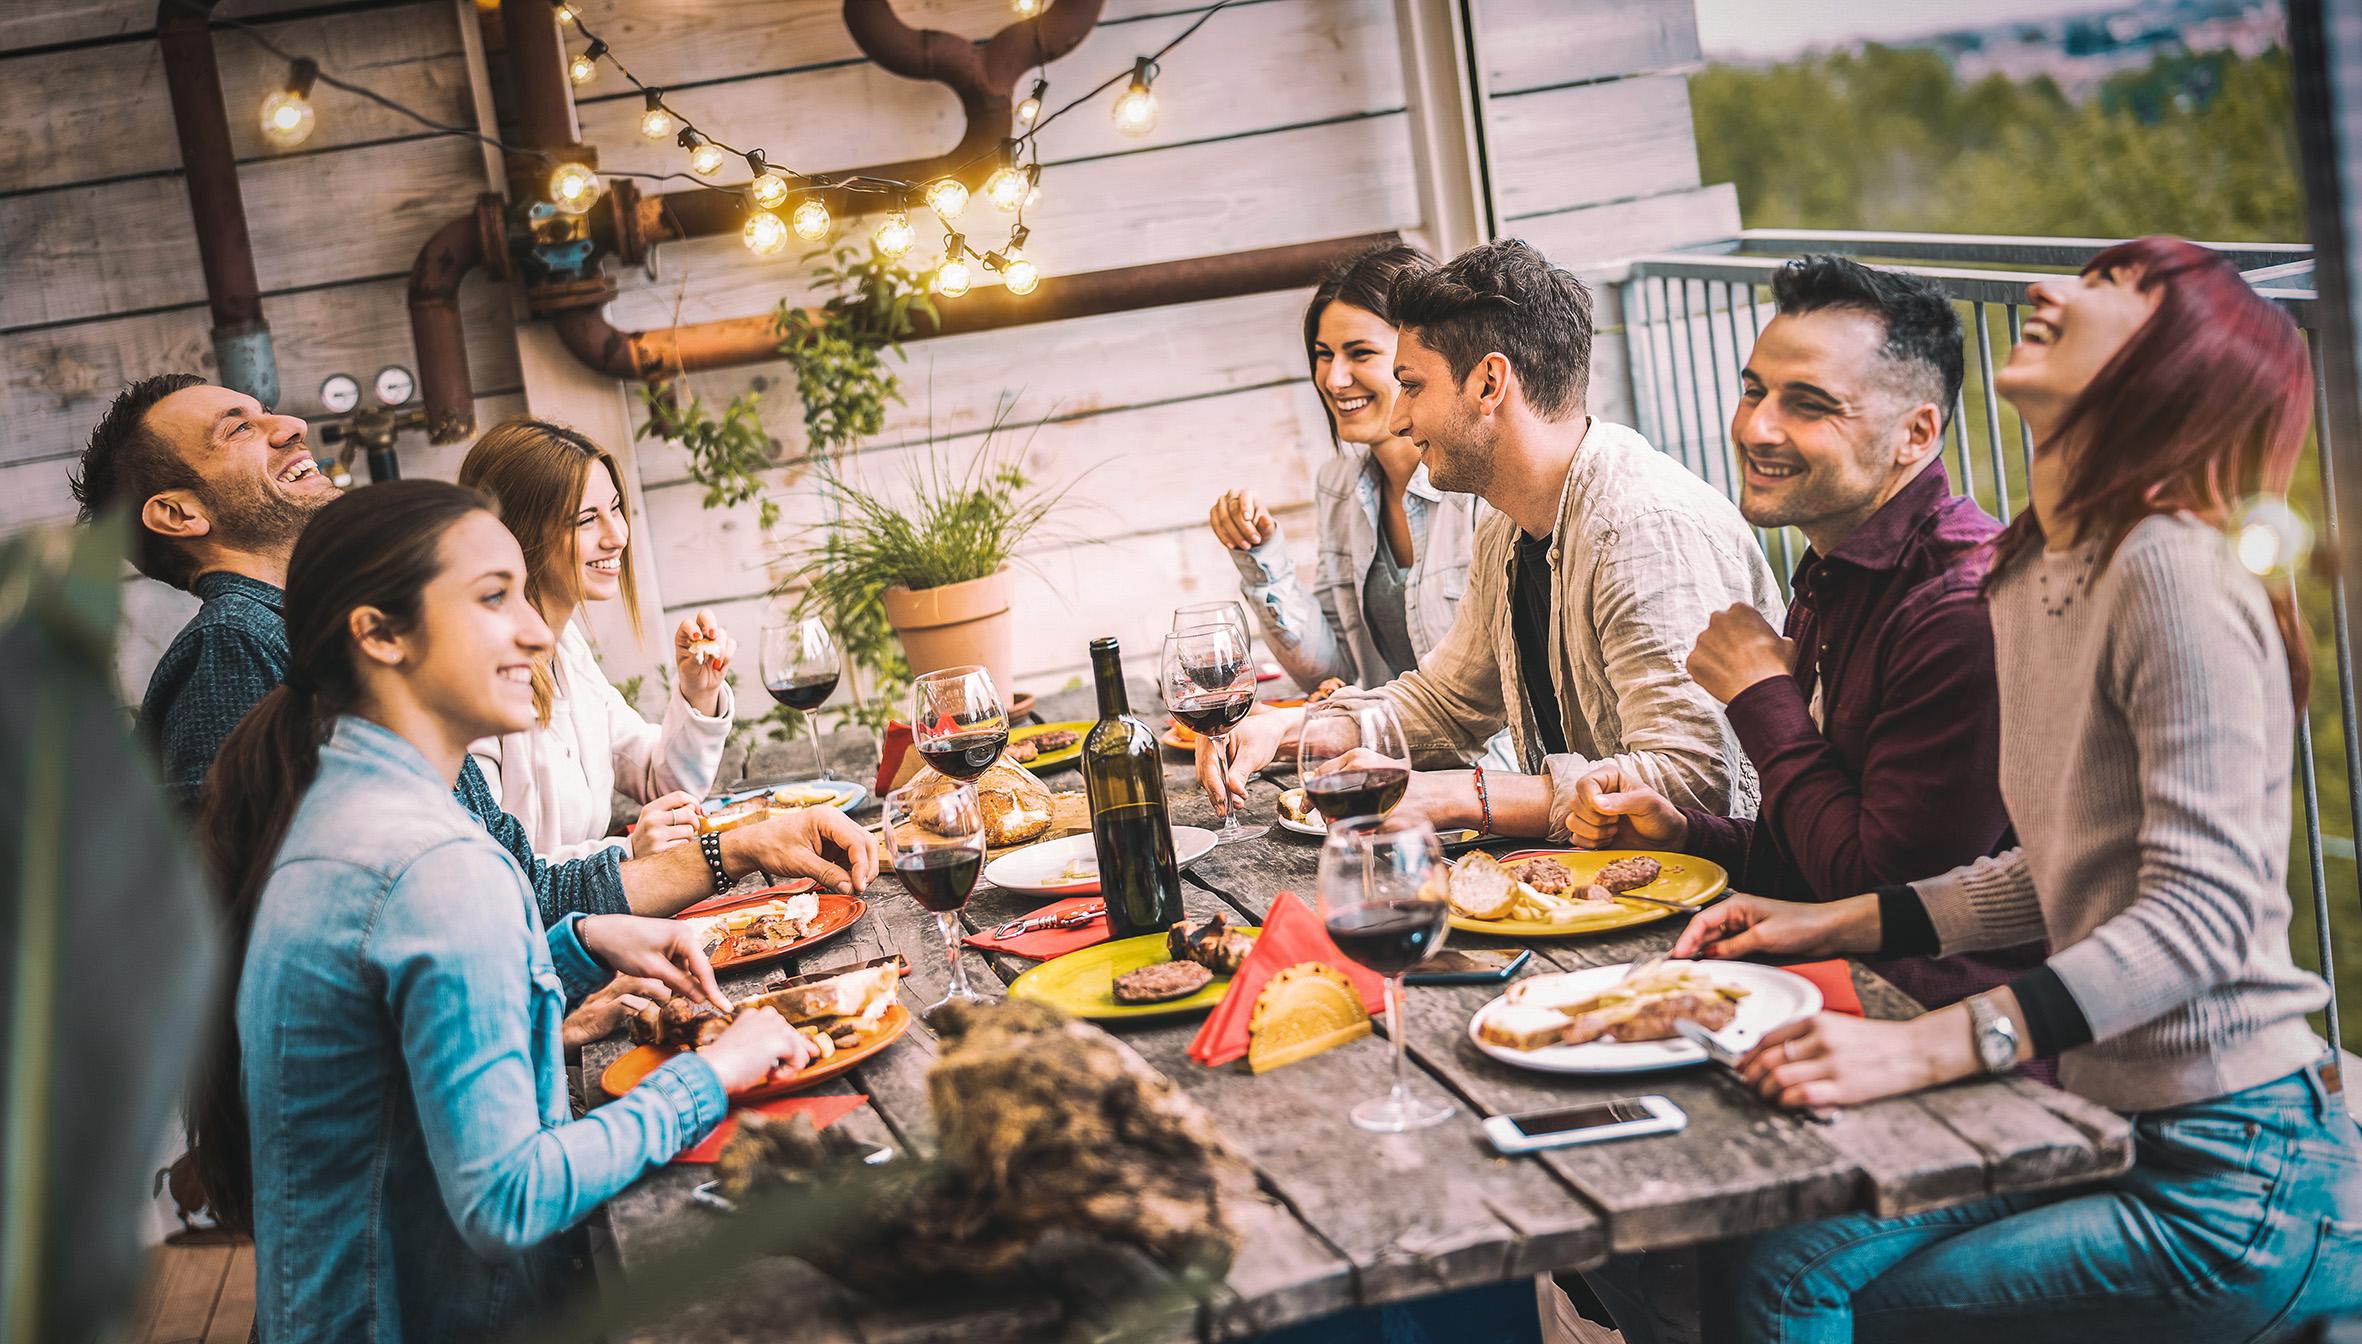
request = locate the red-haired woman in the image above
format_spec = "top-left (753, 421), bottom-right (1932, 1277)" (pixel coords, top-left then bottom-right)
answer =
top-left (1600, 238), bottom-right (2362, 1341)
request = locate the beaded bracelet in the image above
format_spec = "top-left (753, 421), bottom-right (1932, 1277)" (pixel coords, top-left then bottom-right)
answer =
top-left (699, 830), bottom-right (730, 894)
top-left (1472, 763), bottom-right (1493, 835)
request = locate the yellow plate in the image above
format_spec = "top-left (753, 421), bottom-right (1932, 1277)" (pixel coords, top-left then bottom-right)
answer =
top-left (1009, 720), bottom-right (1092, 772)
top-left (1006, 928), bottom-right (1260, 1021)
top-left (1445, 849), bottom-right (1726, 938)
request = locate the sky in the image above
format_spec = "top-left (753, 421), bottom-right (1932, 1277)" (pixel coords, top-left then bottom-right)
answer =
top-left (1693, 0), bottom-right (2132, 58)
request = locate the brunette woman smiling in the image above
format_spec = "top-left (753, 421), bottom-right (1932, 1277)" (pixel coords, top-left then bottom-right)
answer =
top-left (191, 481), bottom-right (810, 1343)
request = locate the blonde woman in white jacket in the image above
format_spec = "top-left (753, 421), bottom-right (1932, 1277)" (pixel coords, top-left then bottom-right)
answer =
top-left (460, 419), bottom-right (735, 863)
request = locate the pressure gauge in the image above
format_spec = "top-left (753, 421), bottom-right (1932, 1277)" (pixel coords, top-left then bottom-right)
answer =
top-left (373, 365), bottom-right (416, 407)
top-left (319, 373), bottom-right (361, 415)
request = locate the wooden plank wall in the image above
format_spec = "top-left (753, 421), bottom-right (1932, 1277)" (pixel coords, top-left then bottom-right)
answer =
top-left (4, 0), bottom-right (1736, 700)
top-left (1, 0), bottom-right (519, 693)
top-left (609, 0), bottom-right (1737, 694)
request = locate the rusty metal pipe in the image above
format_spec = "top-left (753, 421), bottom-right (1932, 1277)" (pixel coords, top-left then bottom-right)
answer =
top-left (499, 0), bottom-right (575, 150)
top-left (408, 196), bottom-right (509, 444)
top-left (157, 0), bottom-right (278, 405)
top-left (550, 233), bottom-right (1401, 381)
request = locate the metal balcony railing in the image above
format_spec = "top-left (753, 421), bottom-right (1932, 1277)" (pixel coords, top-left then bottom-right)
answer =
top-left (1618, 231), bottom-right (2352, 1057)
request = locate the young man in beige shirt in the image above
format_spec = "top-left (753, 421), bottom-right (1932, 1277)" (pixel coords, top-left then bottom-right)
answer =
top-left (1199, 240), bottom-right (1782, 838)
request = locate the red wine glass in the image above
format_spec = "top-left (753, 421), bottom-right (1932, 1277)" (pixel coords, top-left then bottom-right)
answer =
top-left (911, 665), bottom-right (1008, 782)
top-left (1163, 625), bottom-right (1265, 843)
top-left (882, 780), bottom-right (991, 1014)
top-left (762, 616), bottom-right (841, 783)
top-left (1319, 814), bottom-right (1452, 1132)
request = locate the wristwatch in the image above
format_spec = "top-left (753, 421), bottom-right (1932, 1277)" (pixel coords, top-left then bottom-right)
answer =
top-left (1965, 992), bottom-right (2020, 1075)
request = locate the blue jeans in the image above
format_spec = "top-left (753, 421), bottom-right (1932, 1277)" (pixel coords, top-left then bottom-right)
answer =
top-left (1590, 1062), bottom-right (2362, 1344)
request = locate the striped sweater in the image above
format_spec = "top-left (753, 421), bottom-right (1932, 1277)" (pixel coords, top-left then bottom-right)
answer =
top-left (1910, 512), bottom-right (2328, 1112)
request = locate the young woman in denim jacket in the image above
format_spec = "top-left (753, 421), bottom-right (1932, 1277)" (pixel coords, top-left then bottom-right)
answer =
top-left (186, 481), bottom-right (813, 1342)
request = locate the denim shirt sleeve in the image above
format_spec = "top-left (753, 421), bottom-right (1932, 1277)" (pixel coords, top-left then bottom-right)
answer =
top-left (454, 756), bottom-right (630, 924)
top-left (543, 913), bottom-right (611, 1005)
top-left (371, 838), bottom-right (725, 1257)
top-left (1229, 533), bottom-right (1356, 689)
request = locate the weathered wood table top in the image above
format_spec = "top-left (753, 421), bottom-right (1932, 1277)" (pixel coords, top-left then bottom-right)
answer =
top-left (579, 683), bottom-right (2131, 1343)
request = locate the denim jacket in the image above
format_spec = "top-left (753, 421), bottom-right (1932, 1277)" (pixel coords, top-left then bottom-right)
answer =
top-left (1230, 447), bottom-right (1477, 692)
top-left (240, 716), bottom-right (726, 1343)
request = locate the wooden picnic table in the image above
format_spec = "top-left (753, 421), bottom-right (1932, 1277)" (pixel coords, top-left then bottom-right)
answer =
top-left (578, 681), bottom-right (2132, 1344)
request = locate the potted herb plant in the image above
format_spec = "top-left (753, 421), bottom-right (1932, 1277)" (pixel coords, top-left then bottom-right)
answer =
top-left (784, 406), bottom-right (1072, 697)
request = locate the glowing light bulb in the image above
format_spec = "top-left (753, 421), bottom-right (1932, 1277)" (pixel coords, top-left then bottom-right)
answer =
top-left (749, 171), bottom-right (790, 210)
top-left (1012, 0), bottom-right (1044, 14)
top-left (638, 94), bottom-right (676, 141)
top-left (743, 210), bottom-right (791, 257)
top-left (791, 197), bottom-right (832, 242)
top-left (688, 141), bottom-right (727, 176)
top-left (934, 255), bottom-right (973, 297)
top-left (1016, 78), bottom-right (1046, 127)
top-left (568, 51), bottom-right (598, 85)
top-left (875, 210), bottom-right (916, 258)
top-left (926, 177), bottom-right (969, 220)
top-left (553, 3), bottom-right (575, 24)
top-left (548, 160), bottom-right (601, 214)
top-left (259, 89), bottom-right (315, 147)
top-left (1112, 82), bottom-right (1157, 135)
top-left (985, 164), bottom-right (1025, 212)
top-left (1002, 250), bottom-right (1040, 296)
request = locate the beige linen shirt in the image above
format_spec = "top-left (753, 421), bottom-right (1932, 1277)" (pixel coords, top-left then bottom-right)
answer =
top-left (1355, 418), bottom-right (1785, 836)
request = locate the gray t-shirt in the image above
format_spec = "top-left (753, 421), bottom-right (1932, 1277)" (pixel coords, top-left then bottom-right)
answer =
top-left (1360, 538), bottom-right (1419, 680)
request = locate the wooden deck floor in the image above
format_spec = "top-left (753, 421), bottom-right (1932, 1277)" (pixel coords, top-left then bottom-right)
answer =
top-left (130, 1237), bottom-right (253, 1344)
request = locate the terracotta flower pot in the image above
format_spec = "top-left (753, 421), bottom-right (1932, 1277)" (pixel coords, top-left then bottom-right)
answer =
top-left (881, 567), bottom-right (1019, 694)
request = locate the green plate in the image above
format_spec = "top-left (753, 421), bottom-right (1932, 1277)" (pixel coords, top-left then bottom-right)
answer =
top-left (1006, 929), bottom-right (1261, 1021)
top-left (1009, 720), bottom-right (1092, 772)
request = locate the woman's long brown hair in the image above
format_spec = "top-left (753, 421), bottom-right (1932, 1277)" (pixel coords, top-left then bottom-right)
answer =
top-left (1991, 235), bottom-right (2314, 707)
top-left (185, 480), bottom-right (497, 1232)
top-left (457, 418), bottom-right (641, 721)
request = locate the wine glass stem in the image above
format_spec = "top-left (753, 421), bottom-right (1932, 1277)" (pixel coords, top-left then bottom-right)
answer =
top-left (1219, 734), bottom-right (1242, 835)
top-left (1386, 974), bottom-right (1410, 1109)
top-left (939, 911), bottom-right (970, 998)
top-left (806, 710), bottom-right (830, 781)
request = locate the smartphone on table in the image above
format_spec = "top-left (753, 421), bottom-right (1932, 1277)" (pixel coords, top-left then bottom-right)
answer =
top-left (1481, 1095), bottom-right (1687, 1153)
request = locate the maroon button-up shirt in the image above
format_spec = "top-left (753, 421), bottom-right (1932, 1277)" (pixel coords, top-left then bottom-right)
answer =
top-left (1680, 465), bottom-right (2046, 1012)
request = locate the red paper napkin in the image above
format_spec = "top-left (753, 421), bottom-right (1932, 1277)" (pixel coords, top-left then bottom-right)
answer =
top-left (1188, 892), bottom-right (1386, 1068)
top-left (875, 721), bottom-right (914, 796)
top-left (1782, 960), bottom-right (1863, 1017)
top-left (961, 896), bottom-right (1111, 959)
top-left (673, 1093), bottom-right (870, 1165)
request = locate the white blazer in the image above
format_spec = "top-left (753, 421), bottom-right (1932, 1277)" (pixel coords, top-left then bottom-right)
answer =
top-left (470, 622), bottom-right (734, 862)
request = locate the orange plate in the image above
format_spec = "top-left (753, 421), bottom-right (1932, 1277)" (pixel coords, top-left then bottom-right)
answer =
top-left (1162, 720), bottom-right (1200, 751)
top-left (680, 890), bottom-right (863, 972)
top-left (674, 878), bottom-right (816, 920)
top-left (602, 1002), bottom-right (913, 1103)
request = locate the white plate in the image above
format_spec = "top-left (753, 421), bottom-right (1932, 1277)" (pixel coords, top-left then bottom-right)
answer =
top-left (712, 777), bottom-right (868, 814)
top-left (982, 826), bottom-right (1219, 895)
top-left (1467, 960), bottom-right (1822, 1075)
top-left (1276, 810), bottom-right (1327, 836)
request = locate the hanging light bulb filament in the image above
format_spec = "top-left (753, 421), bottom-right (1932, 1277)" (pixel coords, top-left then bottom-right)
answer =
top-left (259, 58), bottom-right (319, 148)
top-left (1112, 56), bottom-right (1158, 136)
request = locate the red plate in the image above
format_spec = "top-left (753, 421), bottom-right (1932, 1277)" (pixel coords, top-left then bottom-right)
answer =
top-left (601, 1002), bottom-right (912, 1102)
top-left (674, 877), bottom-right (816, 920)
top-left (677, 888), bottom-right (862, 972)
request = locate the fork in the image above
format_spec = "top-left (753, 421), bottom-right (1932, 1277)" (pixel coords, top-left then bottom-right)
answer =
top-left (989, 902), bottom-right (1106, 939)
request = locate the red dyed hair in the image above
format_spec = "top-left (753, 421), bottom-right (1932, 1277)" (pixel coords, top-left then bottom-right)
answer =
top-left (1992, 235), bottom-right (2313, 706)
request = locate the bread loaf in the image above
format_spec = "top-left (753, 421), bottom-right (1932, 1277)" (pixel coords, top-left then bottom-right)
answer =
top-left (904, 756), bottom-right (1055, 847)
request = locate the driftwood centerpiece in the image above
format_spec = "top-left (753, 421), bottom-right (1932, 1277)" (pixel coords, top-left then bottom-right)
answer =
top-left (716, 1000), bottom-right (1255, 1291)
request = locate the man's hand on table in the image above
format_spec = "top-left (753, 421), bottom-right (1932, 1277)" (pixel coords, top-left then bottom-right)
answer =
top-left (1563, 762), bottom-right (1688, 850)
top-left (730, 806), bottom-right (879, 892)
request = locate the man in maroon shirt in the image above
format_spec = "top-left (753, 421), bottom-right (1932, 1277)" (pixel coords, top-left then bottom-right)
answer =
top-left (1566, 255), bottom-right (2043, 1013)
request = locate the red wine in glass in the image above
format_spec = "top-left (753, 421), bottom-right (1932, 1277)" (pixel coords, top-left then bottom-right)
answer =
top-left (1169, 689), bottom-right (1254, 736)
top-left (1305, 766), bottom-right (1410, 821)
top-left (767, 671), bottom-right (839, 713)
top-left (895, 847), bottom-right (982, 913)
top-left (917, 728), bottom-right (1009, 781)
top-left (1325, 898), bottom-right (1451, 976)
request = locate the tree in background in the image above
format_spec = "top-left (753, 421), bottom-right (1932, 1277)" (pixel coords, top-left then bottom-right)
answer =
top-left (1692, 42), bottom-right (2357, 1036)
